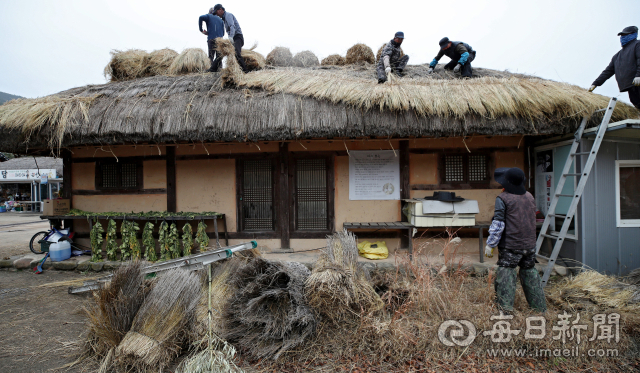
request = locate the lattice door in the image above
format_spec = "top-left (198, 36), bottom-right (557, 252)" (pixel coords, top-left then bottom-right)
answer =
top-left (295, 159), bottom-right (328, 230)
top-left (241, 159), bottom-right (275, 231)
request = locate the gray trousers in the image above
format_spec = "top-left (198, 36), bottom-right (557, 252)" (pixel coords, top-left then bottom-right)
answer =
top-left (376, 55), bottom-right (410, 81)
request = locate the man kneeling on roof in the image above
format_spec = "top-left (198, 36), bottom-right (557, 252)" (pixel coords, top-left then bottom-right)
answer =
top-left (377, 32), bottom-right (410, 84)
top-left (427, 37), bottom-right (476, 78)
top-left (485, 167), bottom-right (547, 313)
top-left (199, 7), bottom-right (225, 72)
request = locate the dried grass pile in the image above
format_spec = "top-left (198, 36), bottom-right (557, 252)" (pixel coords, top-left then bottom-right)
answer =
top-left (305, 230), bottom-right (383, 324)
top-left (104, 49), bottom-right (150, 82)
top-left (148, 48), bottom-right (178, 76)
top-left (241, 43), bottom-right (266, 72)
top-left (345, 43), bottom-right (375, 65)
top-left (223, 257), bottom-right (316, 360)
top-left (116, 268), bottom-right (201, 370)
top-left (266, 46), bottom-right (293, 67)
top-left (320, 54), bottom-right (346, 66)
top-left (375, 43), bottom-right (404, 62)
top-left (216, 38), bottom-right (245, 86)
top-left (168, 48), bottom-right (211, 75)
top-left (293, 51), bottom-right (319, 67)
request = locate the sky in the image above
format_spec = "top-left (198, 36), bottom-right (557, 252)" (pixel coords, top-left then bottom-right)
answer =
top-left (0, 0), bottom-right (637, 104)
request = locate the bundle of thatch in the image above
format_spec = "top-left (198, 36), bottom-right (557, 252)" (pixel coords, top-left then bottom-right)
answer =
top-left (305, 230), bottom-right (383, 324)
top-left (168, 48), bottom-right (211, 75)
top-left (104, 49), bottom-right (150, 82)
top-left (375, 43), bottom-right (404, 62)
top-left (293, 51), bottom-right (319, 67)
top-left (84, 262), bottom-right (148, 369)
top-left (148, 48), bottom-right (179, 76)
top-left (266, 46), bottom-right (294, 67)
top-left (241, 43), bottom-right (266, 72)
top-left (116, 268), bottom-right (201, 370)
top-left (345, 43), bottom-right (375, 65)
top-left (548, 270), bottom-right (640, 311)
top-left (223, 257), bottom-right (316, 360)
top-left (216, 38), bottom-right (245, 86)
top-left (320, 54), bottom-right (346, 66)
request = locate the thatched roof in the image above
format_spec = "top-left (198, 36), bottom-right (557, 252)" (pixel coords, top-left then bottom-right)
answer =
top-left (0, 156), bottom-right (62, 175)
top-left (0, 60), bottom-right (637, 154)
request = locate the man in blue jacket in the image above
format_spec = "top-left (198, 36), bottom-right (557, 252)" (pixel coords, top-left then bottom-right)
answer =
top-left (590, 26), bottom-right (640, 109)
top-left (199, 8), bottom-right (225, 72)
top-left (427, 37), bottom-right (476, 78)
top-left (213, 4), bottom-right (248, 73)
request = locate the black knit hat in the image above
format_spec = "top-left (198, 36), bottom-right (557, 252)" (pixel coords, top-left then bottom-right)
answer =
top-left (212, 4), bottom-right (225, 13)
top-left (439, 37), bottom-right (450, 48)
top-left (495, 167), bottom-right (527, 195)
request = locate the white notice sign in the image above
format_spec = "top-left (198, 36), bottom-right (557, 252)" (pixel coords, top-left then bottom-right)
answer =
top-left (349, 150), bottom-right (400, 200)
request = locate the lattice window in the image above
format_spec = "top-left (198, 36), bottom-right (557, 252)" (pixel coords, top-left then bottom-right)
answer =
top-left (241, 159), bottom-right (275, 231)
top-left (444, 155), bottom-right (464, 182)
top-left (468, 155), bottom-right (487, 182)
top-left (443, 154), bottom-right (489, 184)
top-left (97, 162), bottom-right (140, 189)
top-left (101, 164), bottom-right (119, 188)
top-left (295, 159), bottom-right (328, 230)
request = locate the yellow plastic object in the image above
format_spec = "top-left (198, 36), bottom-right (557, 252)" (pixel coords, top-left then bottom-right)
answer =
top-left (357, 240), bottom-right (389, 260)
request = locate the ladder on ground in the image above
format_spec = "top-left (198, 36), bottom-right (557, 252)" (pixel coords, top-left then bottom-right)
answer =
top-left (535, 97), bottom-right (617, 287)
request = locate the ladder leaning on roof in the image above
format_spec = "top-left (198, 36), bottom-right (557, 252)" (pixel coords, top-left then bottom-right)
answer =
top-left (535, 97), bottom-right (618, 287)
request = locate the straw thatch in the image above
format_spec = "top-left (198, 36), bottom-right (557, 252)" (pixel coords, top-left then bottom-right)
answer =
top-left (548, 270), bottom-right (640, 311)
top-left (104, 49), bottom-right (150, 82)
top-left (345, 43), bottom-right (375, 65)
top-left (266, 47), bottom-right (293, 67)
top-left (223, 258), bottom-right (317, 360)
top-left (293, 51), bottom-right (319, 67)
top-left (241, 43), bottom-right (266, 72)
top-left (168, 48), bottom-right (211, 75)
top-left (148, 48), bottom-right (179, 76)
top-left (375, 43), bottom-right (404, 62)
top-left (321, 54), bottom-right (346, 66)
top-left (216, 38), bottom-right (245, 86)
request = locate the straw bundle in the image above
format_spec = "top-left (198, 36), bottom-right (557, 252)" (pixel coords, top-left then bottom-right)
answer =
top-left (148, 48), bottom-right (178, 76)
top-left (224, 258), bottom-right (317, 360)
top-left (216, 38), bottom-right (245, 86)
top-left (345, 43), bottom-right (375, 65)
top-left (266, 46), bottom-right (294, 67)
top-left (293, 51), bottom-right (319, 67)
top-left (116, 268), bottom-right (201, 370)
top-left (305, 230), bottom-right (383, 324)
top-left (168, 48), bottom-right (211, 75)
top-left (104, 49), bottom-right (150, 82)
top-left (241, 43), bottom-right (266, 72)
top-left (375, 43), bottom-right (404, 62)
top-left (548, 270), bottom-right (640, 311)
top-left (321, 54), bottom-right (346, 66)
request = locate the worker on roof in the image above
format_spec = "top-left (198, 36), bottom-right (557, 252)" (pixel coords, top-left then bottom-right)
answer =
top-left (589, 26), bottom-right (640, 109)
top-left (212, 4), bottom-right (249, 73)
top-left (427, 37), bottom-right (476, 78)
top-left (377, 32), bottom-right (410, 84)
top-left (199, 8), bottom-right (225, 73)
top-left (485, 167), bottom-right (547, 313)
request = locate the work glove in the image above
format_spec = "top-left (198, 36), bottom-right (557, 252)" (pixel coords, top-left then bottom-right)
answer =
top-left (633, 77), bottom-right (640, 86)
top-left (202, 30), bottom-right (208, 36)
top-left (453, 64), bottom-right (462, 73)
top-left (588, 85), bottom-right (596, 92)
top-left (385, 67), bottom-right (391, 75)
top-left (228, 36), bottom-right (234, 42)
top-left (427, 67), bottom-right (434, 74)
top-left (484, 244), bottom-right (495, 258)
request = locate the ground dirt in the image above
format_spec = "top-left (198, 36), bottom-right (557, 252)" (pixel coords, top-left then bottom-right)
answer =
top-left (0, 212), bottom-right (50, 258)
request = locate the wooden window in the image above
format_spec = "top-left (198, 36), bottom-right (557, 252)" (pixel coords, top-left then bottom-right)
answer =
top-left (95, 160), bottom-right (142, 190)
top-left (291, 157), bottom-right (333, 232)
top-left (615, 160), bottom-right (640, 227)
top-left (442, 153), bottom-right (490, 185)
top-left (237, 158), bottom-right (277, 232)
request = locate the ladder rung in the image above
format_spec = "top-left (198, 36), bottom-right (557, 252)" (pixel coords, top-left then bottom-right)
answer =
top-left (571, 152), bottom-right (593, 156)
top-left (555, 194), bottom-right (575, 197)
top-left (548, 214), bottom-right (567, 218)
top-left (536, 254), bottom-right (551, 261)
top-left (563, 173), bottom-right (582, 176)
top-left (594, 108), bottom-right (607, 113)
top-left (541, 233), bottom-right (563, 240)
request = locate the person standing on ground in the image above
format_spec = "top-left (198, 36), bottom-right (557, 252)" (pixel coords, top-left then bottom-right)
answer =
top-left (427, 37), bottom-right (476, 78)
top-left (589, 26), bottom-right (640, 109)
top-left (199, 8), bottom-right (225, 72)
top-left (485, 167), bottom-right (547, 313)
top-left (213, 4), bottom-right (248, 73)
top-left (377, 32), bottom-right (410, 84)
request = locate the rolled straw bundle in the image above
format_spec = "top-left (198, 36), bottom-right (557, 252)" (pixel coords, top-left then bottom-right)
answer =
top-left (321, 54), bottom-right (346, 66)
top-left (266, 46), bottom-right (294, 67)
top-left (293, 51), bottom-right (319, 67)
top-left (168, 48), bottom-right (211, 75)
top-left (345, 43), bottom-right (375, 65)
top-left (241, 42), bottom-right (266, 72)
top-left (103, 49), bottom-right (150, 82)
top-left (148, 48), bottom-right (178, 76)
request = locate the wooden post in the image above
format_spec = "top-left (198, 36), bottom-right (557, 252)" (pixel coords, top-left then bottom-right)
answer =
top-left (399, 140), bottom-right (410, 249)
top-left (62, 149), bottom-right (73, 231)
top-left (279, 143), bottom-right (290, 250)
top-left (166, 147), bottom-right (176, 213)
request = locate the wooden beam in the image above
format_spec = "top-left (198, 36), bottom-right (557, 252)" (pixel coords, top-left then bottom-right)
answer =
top-left (72, 155), bottom-right (166, 163)
top-left (72, 189), bottom-right (167, 196)
top-left (400, 140), bottom-right (410, 248)
top-left (166, 147), bottom-right (177, 212)
top-left (279, 143), bottom-right (290, 249)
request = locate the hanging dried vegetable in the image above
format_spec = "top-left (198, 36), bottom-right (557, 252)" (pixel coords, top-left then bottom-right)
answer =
top-left (142, 222), bottom-right (157, 262)
top-left (182, 223), bottom-right (193, 257)
top-left (105, 219), bottom-right (119, 261)
top-left (196, 220), bottom-right (209, 252)
top-left (90, 219), bottom-right (104, 262)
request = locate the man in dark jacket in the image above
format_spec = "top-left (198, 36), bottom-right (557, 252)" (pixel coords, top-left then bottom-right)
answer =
top-left (427, 37), bottom-right (476, 78)
top-left (377, 32), bottom-right (410, 84)
top-left (485, 167), bottom-right (547, 313)
top-left (213, 4), bottom-right (248, 73)
top-left (199, 8), bottom-right (225, 72)
top-left (590, 26), bottom-right (640, 109)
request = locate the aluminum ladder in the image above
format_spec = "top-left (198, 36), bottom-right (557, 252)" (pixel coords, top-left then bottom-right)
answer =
top-left (535, 97), bottom-right (617, 287)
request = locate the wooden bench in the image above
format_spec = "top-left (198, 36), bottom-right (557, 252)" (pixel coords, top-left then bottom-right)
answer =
top-left (343, 222), bottom-right (416, 260)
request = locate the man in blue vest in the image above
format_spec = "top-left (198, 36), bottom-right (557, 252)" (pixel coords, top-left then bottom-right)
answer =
top-left (427, 37), bottom-right (476, 78)
top-left (590, 26), bottom-right (640, 109)
top-left (213, 4), bottom-right (248, 73)
top-left (485, 167), bottom-right (547, 313)
top-left (199, 8), bottom-right (225, 72)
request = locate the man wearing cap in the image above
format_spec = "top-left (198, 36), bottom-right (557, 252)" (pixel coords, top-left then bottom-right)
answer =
top-left (589, 26), bottom-right (640, 109)
top-left (213, 4), bottom-right (248, 73)
top-left (199, 8), bottom-right (225, 72)
top-left (485, 167), bottom-right (547, 313)
top-left (427, 37), bottom-right (476, 78)
top-left (377, 32), bottom-right (410, 84)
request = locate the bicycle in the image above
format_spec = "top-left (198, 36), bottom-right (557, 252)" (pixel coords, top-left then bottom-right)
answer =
top-left (29, 226), bottom-right (74, 255)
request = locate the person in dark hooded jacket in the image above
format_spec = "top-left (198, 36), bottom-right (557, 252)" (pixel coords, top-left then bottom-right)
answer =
top-left (590, 26), bottom-right (640, 109)
top-left (427, 37), bottom-right (476, 78)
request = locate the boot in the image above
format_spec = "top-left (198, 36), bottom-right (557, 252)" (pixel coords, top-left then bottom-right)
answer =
top-left (519, 267), bottom-right (547, 312)
top-left (378, 78), bottom-right (386, 84)
top-left (495, 266), bottom-right (517, 312)
top-left (395, 69), bottom-right (405, 77)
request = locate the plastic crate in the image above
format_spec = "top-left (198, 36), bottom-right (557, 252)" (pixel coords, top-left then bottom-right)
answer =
top-left (39, 240), bottom-right (52, 253)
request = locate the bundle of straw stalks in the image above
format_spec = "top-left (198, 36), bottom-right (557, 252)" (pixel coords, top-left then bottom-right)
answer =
top-left (241, 43), bottom-right (266, 72)
top-left (320, 54), bottom-right (346, 66)
top-left (345, 43), bottom-right (375, 65)
top-left (305, 230), bottom-right (383, 324)
top-left (266, 46), bottom-right (294, 67)
top-left (216, 38), bottom-right (245, 86)
top-left (168, 48), bottom-right (211, 75)
top-left (104, 49), bottom-right (150, 82)
top-left (148, 48), bottom-right (179, 76)
top-left (116, 268), bottom-right (201, 370)
top-left (293, 51), bottom-right (319, 67)
top-left (375, 43), bottom-right (404, 62)
top-left (224, 258), bottom-right (317, 360)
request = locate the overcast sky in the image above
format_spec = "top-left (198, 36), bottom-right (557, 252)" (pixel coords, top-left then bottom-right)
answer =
top-left (0, 0), bottom-right (637, 104)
